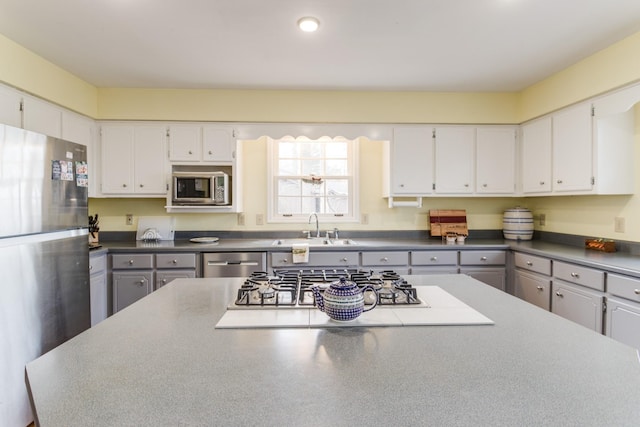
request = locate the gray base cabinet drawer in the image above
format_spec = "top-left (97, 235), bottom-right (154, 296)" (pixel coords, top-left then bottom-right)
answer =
top-left (411, 251), bottom-right (457, 266)
top-left (553, 261), bottom-right (604, 291)
top-left (156, 253), bottom-right (197, 269)
top-left (361, 251), bottom-right (408, 266)
top-left (514, 252), bottom-right (551, 276)
top-left (459, 250), bottom-right (506, 266)
top-left (607, 273), bottom-right (640, 303)
top-left (111, 254), bottom-right (154, 269)
top-left (270, 251), bottom-right (358, 268)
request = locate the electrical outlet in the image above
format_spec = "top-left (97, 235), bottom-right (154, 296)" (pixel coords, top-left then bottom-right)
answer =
top-left (362, 213), bottom-right (369, 225)
top-left (539, 213), bottom-right (546, 226)
top-left (237, 213), bottom-right (245, 226)
top-left (614, 217), bottom-right (625, 233)
top-left (126, 214), bottom-right (133, 225)
top-left (256, 214), bottom-right (264, 225)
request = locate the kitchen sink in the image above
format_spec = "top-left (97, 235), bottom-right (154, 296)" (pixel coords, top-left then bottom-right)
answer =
top-left (271, 238), bottom-right (358, 246)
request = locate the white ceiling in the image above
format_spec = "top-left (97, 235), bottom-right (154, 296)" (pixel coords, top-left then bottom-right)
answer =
top-left (1, 0), bottom-right (640, 92)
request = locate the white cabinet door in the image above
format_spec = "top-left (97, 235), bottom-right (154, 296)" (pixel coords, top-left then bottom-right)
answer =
top-left (203, 126), bottom-right (234, 162)
top-left (551, 280), bottom-right (604, 333)
top-left (606, 297), bottom-right (640, 351)
top-left (552, 102), bottom-right (593, 192)
top-left (476, 127), bottom-right (516, 194)
top-left (389, 127), bottom-right (433, 195)
top-left (101, 124), bottom-right (166, 195)
top-left (521, 117), bottom-right (552, 194)
top-left (169, 125), bottom-right (201, 162)
top-left (434, 126), bottom-right (474, 194)
top-left (101, 125), bottom-right (135, 194)
top-left (22, 95), bottom-right (62, 138)
top-left (133, 125), bottom-right (167, 194)
top-left (0, 85), bottom-right (22, 128)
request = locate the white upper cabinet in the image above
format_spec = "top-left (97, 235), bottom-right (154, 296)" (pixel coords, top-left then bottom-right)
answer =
top-left (22, 94), bottom-right (62, 138)
top-left (0, 85), bottom-right (22, 128)
top-left (383, 126), bottom-right (434, 196)
top-left (521, 117), bottom-right (552, 194)
top-left (203, 126), bottom-right (234, 162)
top-left (101, 124), bottom-right (167, 196)
top-left (434, 126), bottom-right (475, 194)
top-left (551, 102), bottom-right (593, 193)
top-left (168, 124), bottom-right (234, 163)
top-left (476, 127), bottom-right (516, 194)
top-left (168, 125), bottom-right (201, 162)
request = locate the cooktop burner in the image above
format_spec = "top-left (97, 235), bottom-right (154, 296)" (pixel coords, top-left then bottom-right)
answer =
top-left (232, 269), bottom-right (427, 309)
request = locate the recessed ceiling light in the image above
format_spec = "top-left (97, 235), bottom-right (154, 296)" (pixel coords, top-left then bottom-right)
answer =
top-left (297, 16), bottom-right (320, 32)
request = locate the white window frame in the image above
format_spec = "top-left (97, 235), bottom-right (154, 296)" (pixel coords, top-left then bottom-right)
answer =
top-left (267, 136), bottom-right (359, 223)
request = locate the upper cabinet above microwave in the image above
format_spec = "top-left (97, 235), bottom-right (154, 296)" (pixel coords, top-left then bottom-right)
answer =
top-left (168, 124), bottom-right (235, 163)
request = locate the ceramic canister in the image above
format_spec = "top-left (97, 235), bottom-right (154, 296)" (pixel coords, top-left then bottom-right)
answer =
top-left (503, 207), bottom-right (534, 240)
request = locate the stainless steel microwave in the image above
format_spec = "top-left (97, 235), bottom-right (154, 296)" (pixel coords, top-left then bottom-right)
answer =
top-left (172, 171), bottom-right (229, 205)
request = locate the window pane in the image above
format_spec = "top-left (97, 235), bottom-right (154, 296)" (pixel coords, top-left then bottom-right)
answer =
top-left (325, 159), bottom-right (348, 175)
top-left (277, 197), bottom-right (301, 214)
top-left (278, 159), bottom-right (299, 175)
top-left (302, 197), bottom-right (324, 214)
top-left (326, 196), bottom-right (348, 214)
top-left (325, 142), bottom-right (347, 158)
top-left (278, 178), bottom-right (301, 196)
top-left (279, 142), bottom-right (297, 158)
top-left (299, 142), bottom-right (322, 158)
top-left (301, 159), bottom-right (323, 176)
top-left (301, 179), bottom-right (324, 197)
top-left (326, 179), bottom-right (349, 195)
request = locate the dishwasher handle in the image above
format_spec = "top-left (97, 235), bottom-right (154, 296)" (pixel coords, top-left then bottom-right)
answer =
top-left (206, 261), bottom-right (260, 266)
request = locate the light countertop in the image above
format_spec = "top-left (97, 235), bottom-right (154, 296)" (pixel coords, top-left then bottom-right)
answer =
top-left (26, 274), bottom-right (640, 426)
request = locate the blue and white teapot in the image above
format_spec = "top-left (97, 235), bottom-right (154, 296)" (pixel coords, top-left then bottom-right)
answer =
top-left (311, 277), bottom-right (378, 321)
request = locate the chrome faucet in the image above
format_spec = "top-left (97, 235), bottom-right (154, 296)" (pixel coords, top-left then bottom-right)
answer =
top-left (308, 212), bottom-right (320, 238)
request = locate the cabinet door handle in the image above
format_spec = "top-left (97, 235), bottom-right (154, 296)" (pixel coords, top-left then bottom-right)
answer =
top-left (634, 289), bottom-right (640, 295)
top-left (172, 259), bottom-right (178, 264)
top-left (122, 183), bottom-right (127, 188)
top-left (536, 286), bottom-right (544, 291)
top-left (341, 258), bottom-right (348, 262)
top-left (140, 184), bottom-right (144, 188)
top-left (557, 179), bottom-right (563, 184)
top-left (482, 183), bottom-right (487, 188)
top-left (128, 260), bottom-right (134, 265)
top-left (188, 150), bottom-right (193, 154)
top-left (208, 150), bottom-right (213, 155)
top-left (138, 279), bottom-right (146, 286)
top-left (430, 256), bottom-right (438, 261)
top-left (555, 291), bottom-right (563, 297)
top-left (539, 181), bottom-right (545, 185)
top-left (526, 261), bottom-right (533, 266)
top-left (381, 257), bottom-right (389, 262)
top-left (480, 256), bottom-right (487, 261)
top-left (570, 272), bottom-right (580, 279)
top-left (280, 259), bottom-right (289, 264)
top-left (464, 183), bottom-right (469, 187)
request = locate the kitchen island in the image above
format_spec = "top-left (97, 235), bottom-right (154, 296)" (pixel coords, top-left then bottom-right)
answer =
top-left (26, 275), bottom-right (640, 426)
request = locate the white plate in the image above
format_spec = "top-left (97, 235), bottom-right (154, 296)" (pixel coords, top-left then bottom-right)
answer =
top-left (190, 237), bottom-right (219, 243)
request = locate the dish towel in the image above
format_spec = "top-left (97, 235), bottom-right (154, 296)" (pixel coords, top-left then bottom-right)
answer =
top-left (292, 243), bottom-right (310, 264)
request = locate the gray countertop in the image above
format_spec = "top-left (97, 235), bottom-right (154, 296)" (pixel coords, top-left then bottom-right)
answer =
top-left (26, 274), bottom-right (640, 426)
top-left (98, 237), bottom-right (640, 278)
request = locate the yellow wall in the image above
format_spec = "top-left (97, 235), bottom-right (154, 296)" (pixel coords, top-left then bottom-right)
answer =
top-left (3, 29), bottom-right (640, 239)
top-left (0, 34), bottom-right (98, 117)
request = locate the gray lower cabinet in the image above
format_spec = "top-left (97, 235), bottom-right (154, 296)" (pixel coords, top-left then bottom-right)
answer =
top-left (513, 252), bottom-right (552, 310)
top-left (514, 270), bottom-right (551, 311)
top-left (111, 252), bottom-right (198, 312)
top-left (552, 280), bottom-right (604, 333)
top-left (551, 261), bottom-right (605, 333)
top-left (410, 250), bottom-right (458, 275)
top-left (89, 252), bottom-right (108, 326)
top-left (459, 250), bottom-right (506, 291)
top-left (270, 251), bottom-right (359, 269)
top-left (113, 271), bottom-right (154, 312)
top-left (606, 273), bottom-right (640, 350)
top-left (361, 251), bottom-right (409, 274)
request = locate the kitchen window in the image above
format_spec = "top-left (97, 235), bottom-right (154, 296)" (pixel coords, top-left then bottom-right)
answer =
top-left (267, 136), bottom-right (359, 223)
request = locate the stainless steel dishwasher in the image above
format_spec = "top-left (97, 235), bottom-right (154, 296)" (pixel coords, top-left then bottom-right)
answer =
top-left (202, 252), bottom-right (266, 277)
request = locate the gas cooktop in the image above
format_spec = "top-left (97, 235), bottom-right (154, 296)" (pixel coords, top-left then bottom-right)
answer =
top-left (230, 269), bottom-right (429, 309)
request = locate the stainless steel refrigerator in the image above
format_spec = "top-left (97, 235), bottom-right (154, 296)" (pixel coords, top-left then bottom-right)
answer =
top-left (0, 124), bottom-right (90, 426)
